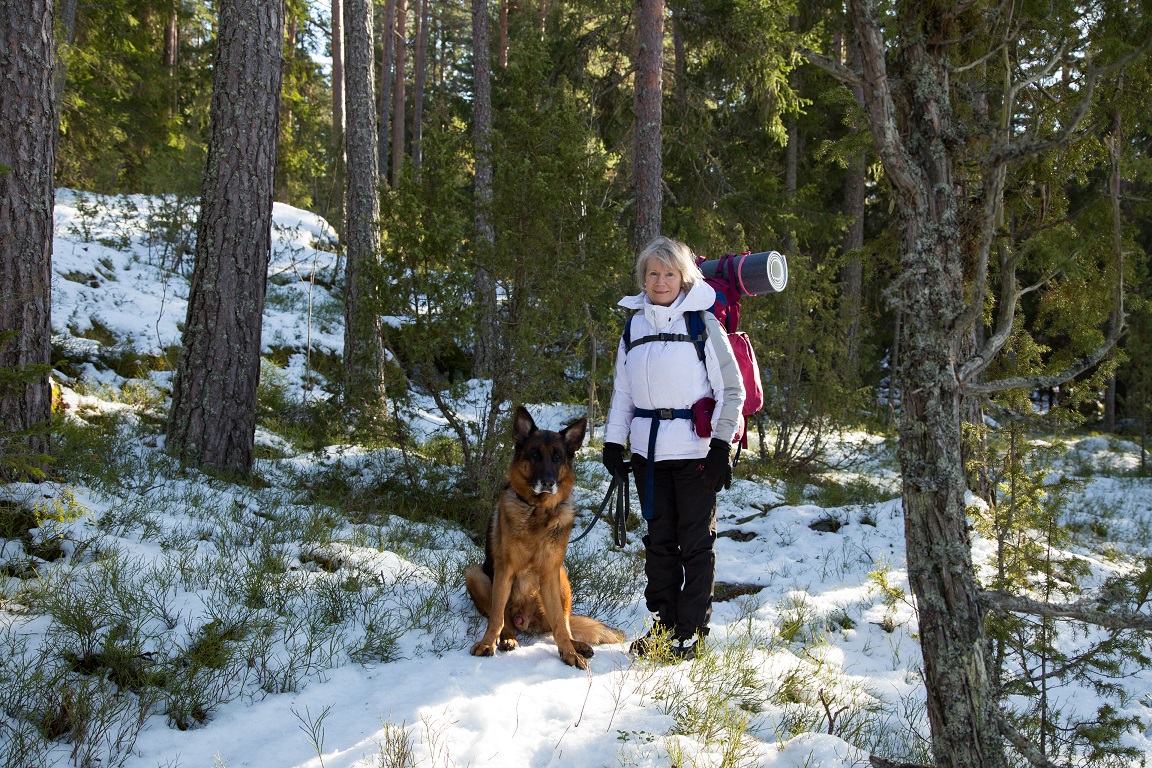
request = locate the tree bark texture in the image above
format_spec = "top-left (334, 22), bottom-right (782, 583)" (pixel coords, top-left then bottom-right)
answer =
top-left (341, 0), bottom-right (385, 411)
top-left (839, 29), bottom-right (865, 374)
top-left (390, 0), bottom-right (408, 188)
top-left (671, 3), bottom-right (685, 105)
top-left (471, 0), bottom-right (498, 377)
top-left (497, 0), bottom-right (509, 68)
top-left (0, 0), bottom-right (56, 463)
top-left (378, 0), bottom-right (396, 181)
top-left (783, 106), bottom-right (798, 254)
top-left (633, 0), bottom-right (663, 248)
top-left (166, 0), bottom-right (285, 478)
top-left (54, 0), bottom-right (79, 113)
top-left (412, 0), bottom-right (428, 172)
top-left (848, 0), bottom-right (1007, 766)
top-left (332, 0), bottom-right (345, 152)
top-left (164, 10), bottom-right (178, 70)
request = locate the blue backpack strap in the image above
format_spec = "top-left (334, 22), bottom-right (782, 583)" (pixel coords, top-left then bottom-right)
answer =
top-left (686, 311), bottom-right (708, 361)
top-left (624, 310), bottom-right (709, 359)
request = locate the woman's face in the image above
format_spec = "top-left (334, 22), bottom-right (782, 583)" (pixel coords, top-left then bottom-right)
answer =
top-left (644, 258), bottom-right (683, 306)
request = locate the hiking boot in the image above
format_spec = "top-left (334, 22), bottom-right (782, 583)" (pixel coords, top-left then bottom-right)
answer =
top-left (669, 634), bottom-right (704, 661)
top-left (628, 623), bottom-right (673, 656)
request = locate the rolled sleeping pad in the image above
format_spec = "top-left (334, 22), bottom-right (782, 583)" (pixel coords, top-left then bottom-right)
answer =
top-left (699, 251), bottom-right (788, 296)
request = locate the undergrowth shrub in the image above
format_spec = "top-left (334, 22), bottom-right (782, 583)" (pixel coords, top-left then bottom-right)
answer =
top-left (566, 537), bottom-right (644, 628)
top-left (967, 404), bottom-right (1152, 765)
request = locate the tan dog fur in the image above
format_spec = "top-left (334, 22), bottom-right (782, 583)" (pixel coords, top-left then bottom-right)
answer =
top-left (466, 406), bottom-right (624, 669)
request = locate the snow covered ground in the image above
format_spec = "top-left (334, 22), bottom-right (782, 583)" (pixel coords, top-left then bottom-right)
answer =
top-left (3, 191), bottom-right (1152, 767)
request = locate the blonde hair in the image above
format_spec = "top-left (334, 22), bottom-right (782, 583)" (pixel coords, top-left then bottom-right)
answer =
top-left (635, 236), bottom-right (703, 291)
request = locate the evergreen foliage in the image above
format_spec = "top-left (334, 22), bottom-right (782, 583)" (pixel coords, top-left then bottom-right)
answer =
top-left (3, 0), bottom-right (1149, 765)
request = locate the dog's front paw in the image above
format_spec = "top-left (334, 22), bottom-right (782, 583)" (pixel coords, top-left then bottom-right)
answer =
top-left (572, 641), bottom-right (594, 659)
top-left (559, 649), bottom-right (590, 670)
top-left (470, 640), bottom-right (497, 657)
top-left (498, 636), bottom-right (519, 652)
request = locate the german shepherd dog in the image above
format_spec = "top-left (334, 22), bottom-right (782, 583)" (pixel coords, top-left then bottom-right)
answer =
top-left (466, 406), bottom-right (625, 669)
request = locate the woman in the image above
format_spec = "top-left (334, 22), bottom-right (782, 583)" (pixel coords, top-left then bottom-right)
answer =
top-left (602, 236), bottom-right (745, 660)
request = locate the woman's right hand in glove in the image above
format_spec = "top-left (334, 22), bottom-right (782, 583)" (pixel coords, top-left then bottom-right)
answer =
top-left (602, 442), bottom-right (627, 478)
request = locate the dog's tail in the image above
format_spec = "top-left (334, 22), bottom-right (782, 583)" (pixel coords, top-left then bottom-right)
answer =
top-left (570, 614), bottom-right (626, 645)
top-left (464, 563), bottom-right (490, 616)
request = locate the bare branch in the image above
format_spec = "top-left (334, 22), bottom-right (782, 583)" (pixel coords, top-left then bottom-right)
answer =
top-left (985, 74), bottom-right (1096, 167)
top-left (1019, 273), bottom-right (1053, 296)
top-left (953, 42), bottom-right (1012, 339)
top-left (950, 45), bottom-right (1002, 74)
top-left (962, 315), bottom-right (1123, 396)
top-left (1007, 42), bottom-right (1069, 102)
top-left (981, 589), bottom-right (1152, 631)
top-left (996, 712), bottom-right (1064, 768)
top-left (799, 46), bottom-right (864, 89)
top-left (1001, 634), bottom-right (1132, 690)
top-left (958, 243), bottom-right (1017, 383)
top-left (869, 757), bottom-right (935, 768)
top-left (848, 0), bottom-right (924, 209)
top-left (986, 39), bottom-right (1151, 167)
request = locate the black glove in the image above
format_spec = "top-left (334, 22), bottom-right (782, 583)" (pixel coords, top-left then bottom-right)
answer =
top-left (602, 442), bottom-right (627, 479)
top-left (702, 438), bottom-right (732, 492)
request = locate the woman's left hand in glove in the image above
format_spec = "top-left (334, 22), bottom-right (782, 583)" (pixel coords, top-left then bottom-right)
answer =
top-left (702, 438), bottom-right (733, 492)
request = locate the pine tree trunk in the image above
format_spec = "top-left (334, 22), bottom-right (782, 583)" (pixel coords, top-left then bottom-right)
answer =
top-left (412, 0), bottom-right (428, 172)
top-left (342, 0), bottom-right (385, 412)
top-left (783, 110), bottom-right (798, 254)
top-left (848, 0), bottom-right (1007, 765)
top-left (1105, 107), bottom-right (1123, 434)
top-left (378, 0), bottom-right (396, 181)
top-left (390, 0), bottom-right (408, 188)
top-left (58, 0), bottom-right (78, 43)
top-left (54, 0), bottom-right (79, 112)
top-left (164, 10), bottom-right (178, 70)
top-left (839, 30), bottom-right (865, 374)
top-left (497, 0), bottom-right (509, 68)
top-left (332, 0), bottom-right (345, 152)
top-left (277, 16), bottom-right (297, 203)
top-left (471, 0), bottom-right (498, 377)
top-left (671, 3), bottom-right (686, 105)
top-left (0, 0), bottom-right (56, 472)
top-left (633, 0), bottom-right (663, 247)
top-left (166, 0), bottom-right (285, 478)
top-left (165, 7), bottom-right (179, 116)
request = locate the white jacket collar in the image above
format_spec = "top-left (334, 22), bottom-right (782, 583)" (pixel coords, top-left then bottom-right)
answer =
top-left (618, 280), bottom-right (716, 330)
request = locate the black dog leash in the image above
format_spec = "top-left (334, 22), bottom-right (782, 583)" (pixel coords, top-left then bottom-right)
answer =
top-left (570, 462), bottom-right (631, 547)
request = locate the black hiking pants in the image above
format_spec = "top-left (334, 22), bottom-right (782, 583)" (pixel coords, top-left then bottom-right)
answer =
top-left (630, 455), bottom-right (717, 640)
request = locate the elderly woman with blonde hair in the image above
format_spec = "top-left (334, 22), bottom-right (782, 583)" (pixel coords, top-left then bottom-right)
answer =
top-left (602, 235), bottom-right (745, 660)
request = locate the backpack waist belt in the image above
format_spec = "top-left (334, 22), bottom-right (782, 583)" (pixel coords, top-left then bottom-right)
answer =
top-left (633, 407), bottom-right (693, 520)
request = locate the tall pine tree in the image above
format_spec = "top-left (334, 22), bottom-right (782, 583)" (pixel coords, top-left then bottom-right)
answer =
top-left (166, 0), bottom-right (285, 477)
top-left (0, 0), bottom-right (56, 479)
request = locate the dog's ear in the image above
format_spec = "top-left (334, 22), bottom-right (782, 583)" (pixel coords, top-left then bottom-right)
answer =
top-left (512, 406), bottom-right (537, 445)
top-left (560, 418), bottom-right (587, 455)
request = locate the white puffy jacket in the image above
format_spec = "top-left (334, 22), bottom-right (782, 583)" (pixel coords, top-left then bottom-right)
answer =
top-left (604, 280), bottom-right (745, 461)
